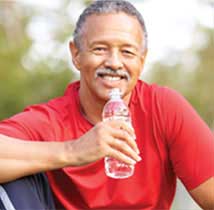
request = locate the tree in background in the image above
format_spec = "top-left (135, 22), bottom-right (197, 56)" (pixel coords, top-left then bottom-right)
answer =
top-left (0, 1), bottom-right (75, 120)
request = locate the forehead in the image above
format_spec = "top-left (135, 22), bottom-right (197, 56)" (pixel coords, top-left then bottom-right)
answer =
top-left (82, 13), bottom-right (144, 48)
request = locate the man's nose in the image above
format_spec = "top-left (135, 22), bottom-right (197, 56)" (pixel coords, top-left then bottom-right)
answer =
top-left (104, 50), bottom-right (123, 70)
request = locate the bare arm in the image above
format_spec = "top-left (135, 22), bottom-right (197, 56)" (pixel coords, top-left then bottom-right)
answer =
top-left (0, 134), bottom-right (67, 183)
top-left (0, 120), bottom-right (140, 183)
top-left (189, 177), bottom-right (214, 210)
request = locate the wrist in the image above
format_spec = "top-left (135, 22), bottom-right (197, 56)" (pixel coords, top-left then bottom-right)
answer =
top-left (61, 140), bottom-right (77, 167)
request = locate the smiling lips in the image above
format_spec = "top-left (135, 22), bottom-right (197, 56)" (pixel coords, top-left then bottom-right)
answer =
top-left (101, 75), bottom-right (122, 81)
top-left (95, 68), bottom-right (130, 81)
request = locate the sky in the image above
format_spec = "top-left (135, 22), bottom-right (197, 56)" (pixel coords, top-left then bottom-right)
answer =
top-left (20, 0), bottom-right (213, 74)
top-left (136, 0), bottom-right (213, 64)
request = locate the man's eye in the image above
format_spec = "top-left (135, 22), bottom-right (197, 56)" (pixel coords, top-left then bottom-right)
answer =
top-left (94, 47), bottom-right (107, 52)
top-left (122, 50), bottom-right (135, 55)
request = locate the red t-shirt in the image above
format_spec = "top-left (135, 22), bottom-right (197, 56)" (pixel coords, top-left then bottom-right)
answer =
top-left (0, 80), bottom-right (213, 209)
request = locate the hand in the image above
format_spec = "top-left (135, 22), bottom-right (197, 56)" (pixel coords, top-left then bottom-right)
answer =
top-left (64, 120), bottom-right (141, 167)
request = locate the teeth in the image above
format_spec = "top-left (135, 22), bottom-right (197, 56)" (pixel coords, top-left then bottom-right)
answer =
top-left (103, 76), bottom-right (121, 81)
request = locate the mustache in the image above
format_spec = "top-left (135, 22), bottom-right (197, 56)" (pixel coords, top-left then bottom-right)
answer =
top-left (95, 68), bottom-right (130, 81)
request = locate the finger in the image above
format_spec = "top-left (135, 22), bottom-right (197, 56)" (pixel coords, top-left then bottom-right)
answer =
top-left (110, 126), bottom-right (140, 155)
top-left (109, 137), bottom-right (141, 162)
top-left (107, 147), bottom-right (137, 165)
top-left (109, 120), bottom-right (136, 139)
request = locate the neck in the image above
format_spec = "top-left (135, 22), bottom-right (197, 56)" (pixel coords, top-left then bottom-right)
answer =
top-left (79, 90), bottom-right (106, 125)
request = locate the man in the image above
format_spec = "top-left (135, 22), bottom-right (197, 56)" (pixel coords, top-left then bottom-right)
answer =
top-left (0, 0), bottom-right (213, 209)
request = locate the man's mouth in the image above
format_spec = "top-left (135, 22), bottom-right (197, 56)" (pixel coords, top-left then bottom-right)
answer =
top-left (97, 73), bottom-right (127, 81)
top-left (95, 68), bottom-right (130, 81)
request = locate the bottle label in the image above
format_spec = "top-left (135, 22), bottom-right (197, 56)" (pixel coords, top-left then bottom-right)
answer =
top-left (103, 116), bottom-right (133, 133)
top-left (103, 116), bottom-right (131, 124)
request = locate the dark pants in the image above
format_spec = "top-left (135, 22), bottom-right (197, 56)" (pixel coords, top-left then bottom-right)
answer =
top-left (0, 173), bottom-right (56, 210)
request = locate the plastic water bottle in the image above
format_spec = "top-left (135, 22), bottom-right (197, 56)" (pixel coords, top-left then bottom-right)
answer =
top-left (102, 88), bottom-right (135, 179)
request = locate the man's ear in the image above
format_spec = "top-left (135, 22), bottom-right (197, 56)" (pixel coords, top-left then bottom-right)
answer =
top-left (69, 41), bottom-right (81, 70)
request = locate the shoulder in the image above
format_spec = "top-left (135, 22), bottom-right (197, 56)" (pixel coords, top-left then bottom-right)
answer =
top-left (24, 81), bottom-right (80, 121)
top-left (134, 80), bottom-right (207, 141)
top-left (134, 80), bottom-right (185, 111)
top-left (135, 79), bottom-right (177, 97)
top-left (0, 82), bottom-right (79, 140)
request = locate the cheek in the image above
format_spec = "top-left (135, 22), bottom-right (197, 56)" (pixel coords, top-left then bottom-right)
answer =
top-left (128, 61), bottom-right (142, 77)
top-left (81, 54), bottom-right (105, 68)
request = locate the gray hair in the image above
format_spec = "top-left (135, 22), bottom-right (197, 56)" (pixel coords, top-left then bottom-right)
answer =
top-left (73, 0), bottom-right (148, 52)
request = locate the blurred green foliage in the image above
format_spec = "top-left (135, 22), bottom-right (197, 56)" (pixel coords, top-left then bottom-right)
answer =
top-left (0, 1), bottom-right (74, 119)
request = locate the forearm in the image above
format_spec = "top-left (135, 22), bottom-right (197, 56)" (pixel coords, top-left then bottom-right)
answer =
top-left (0, 120), bottom-right (141, 183)
top-left (0, 134), bottom-right (67, 183)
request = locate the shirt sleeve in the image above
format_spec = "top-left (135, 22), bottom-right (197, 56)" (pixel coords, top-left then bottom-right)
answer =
top-left (0, 104), bottom-right (57, 141)
top-left (157, 87), bottom-right (214, 191)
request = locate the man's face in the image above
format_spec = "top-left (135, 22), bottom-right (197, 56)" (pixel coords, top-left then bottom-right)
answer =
top-left (71, 13), bottom-right (147, 102)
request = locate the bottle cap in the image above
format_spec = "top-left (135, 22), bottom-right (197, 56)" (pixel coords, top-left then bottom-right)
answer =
top-left (109, 88), bottom-right (122, 99)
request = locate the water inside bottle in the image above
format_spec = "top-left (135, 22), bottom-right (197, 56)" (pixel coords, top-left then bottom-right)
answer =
top-left (105, 157), bottom-right (134, 178)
